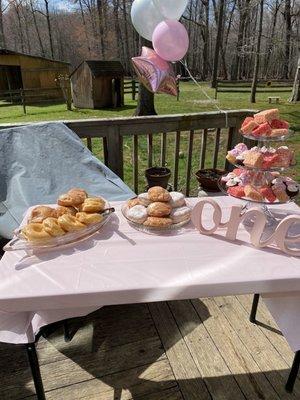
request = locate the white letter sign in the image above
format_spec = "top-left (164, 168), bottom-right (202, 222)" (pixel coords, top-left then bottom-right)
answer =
top-left (191, 199), bottom-right (300, 256)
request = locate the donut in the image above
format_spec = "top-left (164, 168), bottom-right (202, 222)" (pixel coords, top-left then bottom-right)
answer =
top-left (138, 192), bottom-right (151, 206)
top-left (79, 197), bottom-right (105, 213)
top-left (143, 217), bottom-right (173, 227)
top-left (57, 214), bottom-right (86, 232)
top-left (21, 223), bottom-right (52, 242)
top-left (76, 212), bottom-right (103, 225)
top-left (170, 206), bottom-right (191, 224)
top-left (29, 206), bottom-right (56, 223)
top-left (42, 217), bottom-right (66, 237)
top-left (55, 206), bottom-right (77, 217)
top-left (127, 198), bottom-right (140, 208)
top-left (147, 202), bottom-right (172, 217)
top-left (169, 192), bottom-right (186, 208)
top-left (126, 205), bottom-right (148, 224)
top-left (148, 186), bottom-right (171, 202)
top-left (58, 193), bottom-right (85, 207)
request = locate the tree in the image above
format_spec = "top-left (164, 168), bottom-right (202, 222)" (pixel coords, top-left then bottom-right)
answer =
top-left (211, 0), bottom-right (225, 88)
top-left (134, 38), bottom-right (157, 116)
top-left (0, 0), bottom-right (6, 48)
top-left (283, 0), bottom-right (291, 79)
top-left (44, 0), bottom-right (54, 58)
top-left (289, 51), bottom-right (300, 102)
top-left (250, 0), bottom-right (264, 103)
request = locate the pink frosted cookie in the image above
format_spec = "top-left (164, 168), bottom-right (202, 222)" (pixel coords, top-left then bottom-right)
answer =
top-left (270, 119), bottom-right (289, 129)
top-left (253, 109), bottom-right (279, 124)
top-left (241, 119), bottom-right (258, 134)
top-left (252, 122), bottom-right (272, 137)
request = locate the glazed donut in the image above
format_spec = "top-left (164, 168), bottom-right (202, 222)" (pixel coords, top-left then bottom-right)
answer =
top-left (29, 206), bottom-right (56, 223)
top-left (57, 214), bottom-right (86, 232)
top-left (67, 188), bottom-right (87, 202)
top-left (147, 202), bottom-right (171, 217)
top-left (126, 205), bottom-right (148, 224)
top-left (43, 217), bottom-right (66, 237)
top-left (127, 198), bottom-right (140, 208)
top-left (58, 193), bottom-right (85, 207)
top-left (169, 192), bottom-right (186, 208)
top-left (55, 206), bottom-right (77, 217)
top-left (21, 223), bottom-right (52, 242)
top-left (79, 197), bottom-right (105, 213)
top-left (137, 192), bottom-right (151, 207)
top-left (148, 186), bottom-right (171, 202)
top-left (76, 212), bottom-right (103, 225)
top-left (170, 206), bottom-right (191, 224)
top-left (143, 217), bottom-right (173, 227)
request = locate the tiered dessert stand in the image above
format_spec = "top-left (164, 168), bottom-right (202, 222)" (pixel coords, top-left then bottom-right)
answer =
top-left (219, 129), bottom-right (298, 227)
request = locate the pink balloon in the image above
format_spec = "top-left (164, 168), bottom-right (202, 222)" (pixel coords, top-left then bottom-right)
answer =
top-left (152, 20), bottom-right (189, 62)
top-left (131, 47), bottom-right (178, 96)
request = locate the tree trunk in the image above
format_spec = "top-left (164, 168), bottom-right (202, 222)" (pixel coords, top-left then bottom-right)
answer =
top-left (122, 0), bottom-right (130, 73)
top-left (79, 0), bottom-right (91, 56)
top-left (30, 0), bottom-right (45, 57)
top-left (0, 0), bottom-right (5, 48)
top-left (250, 0), bottom-right (264, 103)
top-left (211, 0), bottom-right (225, 87)
top-left (14, 3), bottom-right (24, 53)
top-left (289, 52), bottom-right (300, 102)
top-left (96, 0), bottom-right (106, 58)
top-left (202, 0), bottom-right (210, 79)
top-left (263, 0), bottom-right (279, 78)
top-left (231, 0), bottom-right (249, 80)
top-left (134, 38), bottom-right (157, 116)
top-left (44, 0), bottom-right (54, 58)
top-left (283, 0), bottom-right (291, 79)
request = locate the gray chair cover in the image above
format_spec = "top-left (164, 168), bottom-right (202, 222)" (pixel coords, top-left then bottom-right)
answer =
top-left (0, 122), bottom-right (135, 238)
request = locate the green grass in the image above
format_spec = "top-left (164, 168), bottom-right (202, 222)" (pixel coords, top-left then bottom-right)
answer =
top-left (1, 82), bottom-right (299, 196)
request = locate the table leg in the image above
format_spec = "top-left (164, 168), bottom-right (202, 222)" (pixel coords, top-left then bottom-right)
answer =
top-left (286, 351), bottom-right (300, 393)
top-left (25, 343), bottom-right (46, 400)
top-left (249, 293), bottom-right (260, 323)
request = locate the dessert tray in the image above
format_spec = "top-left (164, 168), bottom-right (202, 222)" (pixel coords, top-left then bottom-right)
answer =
top-left (3, 188), bottom-right (114, 252)
top-left (222, 109), bottom-right (299, 225)
top-left (4, 208), bottom-right (114, 252)
top-left (121, 188), bottom-right (192, 234)
top-left (121, 203), bottom-right (190, 234)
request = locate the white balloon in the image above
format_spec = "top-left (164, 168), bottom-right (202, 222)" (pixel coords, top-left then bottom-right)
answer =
top-left (153, 0), bottom-right (188, 20)
top-left (131, 0), bottom-right (165, 41)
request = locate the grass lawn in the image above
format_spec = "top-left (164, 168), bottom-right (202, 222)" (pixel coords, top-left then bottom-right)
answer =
top-left (1, 82), bottom-right (299, 196)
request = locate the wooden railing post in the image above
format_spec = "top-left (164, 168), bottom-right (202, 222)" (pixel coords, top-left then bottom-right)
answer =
top-left (132, 79), bottom-right (136, 101)
top-left (105, 126), bottom-right (123, 179)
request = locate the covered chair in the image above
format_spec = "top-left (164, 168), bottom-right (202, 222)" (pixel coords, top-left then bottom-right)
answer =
top-left (0, 122), bottom-right (134, 239)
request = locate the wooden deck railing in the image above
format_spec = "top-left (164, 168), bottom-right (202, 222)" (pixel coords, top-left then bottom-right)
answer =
top-left (0, 110), bottom-right (256, 195)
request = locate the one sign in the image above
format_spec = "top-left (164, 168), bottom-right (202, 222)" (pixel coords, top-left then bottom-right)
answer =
top-left (191, 199), bottom-right (300, 257)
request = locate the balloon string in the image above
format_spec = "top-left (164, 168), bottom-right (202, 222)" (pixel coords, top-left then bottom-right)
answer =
top-left (180, 60), bottom-right (229, 128)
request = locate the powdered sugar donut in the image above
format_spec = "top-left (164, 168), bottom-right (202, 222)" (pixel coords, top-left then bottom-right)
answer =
top-left (126, 205), bottom-right (148, 224)
top-left (138, 192), bottom-right (151, 206)
top-left (170, 206), bottom-right (191, 224)
top-left (169, 192), bottom-right (186, 208)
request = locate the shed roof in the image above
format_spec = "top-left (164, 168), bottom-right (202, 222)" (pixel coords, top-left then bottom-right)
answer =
top-left (70, 60), bottom-right (125, 78)
top-left (0, 48), bottom-right (70, 65)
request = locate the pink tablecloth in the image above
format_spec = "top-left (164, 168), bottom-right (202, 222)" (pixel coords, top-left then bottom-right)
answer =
top-left (0, 197), bottom-right (300, 348)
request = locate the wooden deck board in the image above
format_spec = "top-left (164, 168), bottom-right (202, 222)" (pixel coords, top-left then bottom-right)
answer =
top-left (0, 295), bottom-right (297, 400)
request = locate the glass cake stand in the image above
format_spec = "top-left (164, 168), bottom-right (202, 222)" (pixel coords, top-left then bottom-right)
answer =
top-left (220, 130), bottom-right (298, 227)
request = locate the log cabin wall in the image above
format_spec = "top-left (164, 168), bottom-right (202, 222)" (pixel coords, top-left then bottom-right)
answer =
top-left (0, 50), bottom-right (70, 101)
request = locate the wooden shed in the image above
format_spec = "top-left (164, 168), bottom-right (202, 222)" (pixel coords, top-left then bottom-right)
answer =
top-left (70, 60), bottom-right (124, 109)
top-left (0, 49), bottom-right (70, 101)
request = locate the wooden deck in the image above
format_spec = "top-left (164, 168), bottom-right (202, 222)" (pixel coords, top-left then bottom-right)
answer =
top-left (0, 295), bottom-right (299, 400)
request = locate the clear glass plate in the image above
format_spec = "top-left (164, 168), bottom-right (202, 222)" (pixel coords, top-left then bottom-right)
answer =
top-left (4, 206), bottom-right (114, 252)
top-left (121, 203), bottom-right (191, 235)
top-left (217, 178), bottom-right (298, 205)
top-left (241, 129), bottom-right (294, 142)
top-left (228, 159), bottom-right (295, 172)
